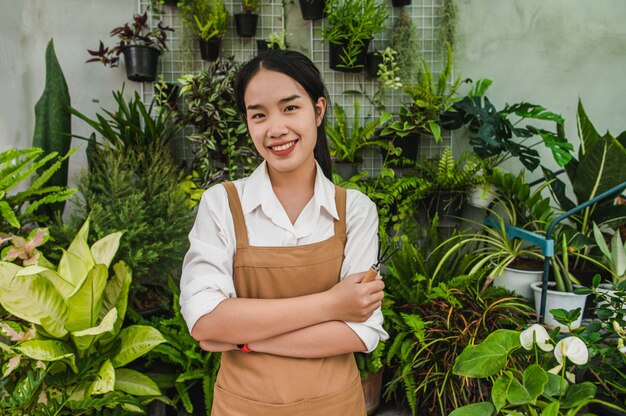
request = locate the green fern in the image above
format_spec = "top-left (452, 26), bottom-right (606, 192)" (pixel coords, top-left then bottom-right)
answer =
top-left (0, 147), bottom-right (76, 232)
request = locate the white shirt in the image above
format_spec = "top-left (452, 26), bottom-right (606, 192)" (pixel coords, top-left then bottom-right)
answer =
top-left (180, 161), bottom-right (389, 352)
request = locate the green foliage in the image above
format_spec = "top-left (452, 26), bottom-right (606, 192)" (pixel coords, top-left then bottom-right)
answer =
top-left (400, 42), bottom-right (463, 142)
top-left (70, 89), bottom-right (183, 159)
top-left (71, 144), bottom-right (192, 290)
top-left (178, 56), bottom-right (261, 184)
top-left (143, 277), bottom-right (221, 414)
top-left (179, 0), bottom-right (228, 41)
top-left (241, 0), bottom-right (259, 12)
top-left (382, 232), bottom-right (534, 415)
top-left (0, 219), bottom-right (167, 414)
top-left (32, 39), bottom-right (72, 218)
top-left (451, 327), bottom-right (624, 416)
top-left (414, 147), bottom-right (483, 193)
top-left (391, 10), bottom-right (419, 85)
top-left (441, 79), bottom-right (573, 172)
top-left (0, 147), bottom-right (76, 232)
top-left (327, 100), bottom-right (392, 163)
top-left (320, 0), bottom-right (388, 70)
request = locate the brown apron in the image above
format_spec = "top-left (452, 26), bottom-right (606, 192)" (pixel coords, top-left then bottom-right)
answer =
top-left (212, 182), bottom-right (366, 416)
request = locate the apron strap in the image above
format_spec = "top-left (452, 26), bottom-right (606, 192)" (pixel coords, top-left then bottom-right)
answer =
top-left (223, 182), bottom-right (250, 249)
top-left (333, 186), bottom-right (347, 238)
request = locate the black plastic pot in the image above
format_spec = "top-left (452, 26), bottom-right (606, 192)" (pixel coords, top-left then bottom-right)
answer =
top-left (392, 133), bottom-right (419, 161)
top-left (298, 0), bottom-right (326, 20)
top-left (257, 39), bottom-right (269, 54)
top-left (122, 45), bottom-right (160, 82)
top-left (328, 39), bottom-right (370, 73)
top-left (235, 13), bottom-right (258, 37)
top-left (391, 0), bottom-right (411, 6)
top-left (198, 39), bottom-right (221, 62)
top-left (162, 0), bottom-right (178, 5)
top-left (366, 51), bottom-right (383, 78)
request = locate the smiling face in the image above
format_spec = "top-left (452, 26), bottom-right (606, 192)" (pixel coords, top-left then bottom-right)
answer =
top-left (243, 68), bottom-right (326, 178)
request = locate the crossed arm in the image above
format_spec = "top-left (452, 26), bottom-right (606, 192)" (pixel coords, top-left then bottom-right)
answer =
top-left (191, 272), bottom-right (384, 358)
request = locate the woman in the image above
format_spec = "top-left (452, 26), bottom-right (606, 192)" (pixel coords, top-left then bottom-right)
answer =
top-left (180, 49), bottom-right (388, 415)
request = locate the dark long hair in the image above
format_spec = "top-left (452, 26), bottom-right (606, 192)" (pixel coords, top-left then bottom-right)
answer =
top-left (234, 49), bottom-right (333, 179)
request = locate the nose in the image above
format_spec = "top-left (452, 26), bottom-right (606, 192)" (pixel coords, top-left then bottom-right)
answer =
top-left (267, 115), bottom-right (289, 138)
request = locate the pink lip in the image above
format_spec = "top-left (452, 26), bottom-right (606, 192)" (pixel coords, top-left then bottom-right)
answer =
top-left (268, 139), bottom-right (298, 157)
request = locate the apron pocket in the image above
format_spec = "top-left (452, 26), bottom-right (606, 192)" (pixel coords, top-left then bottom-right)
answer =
top-left (213, 383), bottom-right (307, 416)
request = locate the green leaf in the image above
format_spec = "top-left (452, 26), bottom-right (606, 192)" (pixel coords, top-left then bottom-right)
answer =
top-left (453, 329), bottom-right (520, 377)
top-left (543, 372), bottom-right (568, 398)
top-left (65, 264), bottom-right (108, 332)
top-left (560, 382), bottom-right (596, 409)
top-left (541, 401), bottom-right (559, 416)
top-left (91, 232), bottom-right (123, 269)
top-left (491, 376), bottom-right (508, 412)
top-left (449, 402), bottom-right (496, 416)
top-left (0, 261), bottom-right (68, 338)
top-left (111, 325), bottom-right (166, 368)
top-left (15, 265), bottom-right (76, 300)
top-left (17, 339), bottom-right (77, 373)
top-left (58, 219), bottom-right (95, 291)
top-left (72, 307), bottom-right (117, 353)
top-left (88, 359), bottom-right (115, 395)
top-left (99, 261), bottom-right (132, 342)
top-left (114, 368), bottom-right (161, 396)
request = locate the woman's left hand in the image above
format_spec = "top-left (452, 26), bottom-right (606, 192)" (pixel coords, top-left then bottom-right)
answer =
top-left (199, 340), bottom-right (238, 352)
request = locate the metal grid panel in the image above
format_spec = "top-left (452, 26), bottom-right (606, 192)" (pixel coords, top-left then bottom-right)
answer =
top-left (138, 0), bottom-right (450, 168)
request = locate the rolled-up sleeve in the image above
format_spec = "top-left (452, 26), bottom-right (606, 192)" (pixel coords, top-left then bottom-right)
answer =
top-left (180, 186), bottom-right (236, 333)
top-left (341, 190), bottom-right (389, 353)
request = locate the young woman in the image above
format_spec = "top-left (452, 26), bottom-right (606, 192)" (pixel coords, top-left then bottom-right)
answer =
top-left (180, 49), bottom-right (388, 415)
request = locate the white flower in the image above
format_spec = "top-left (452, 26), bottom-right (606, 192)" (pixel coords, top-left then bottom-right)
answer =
top-left (520, 324), bottom-right (554, 352)
top-left (554, 336), bottom-right (589, 365)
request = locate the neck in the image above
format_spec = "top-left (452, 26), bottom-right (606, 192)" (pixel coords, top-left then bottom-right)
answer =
top-left (267, 158), bottom-right (316, 193)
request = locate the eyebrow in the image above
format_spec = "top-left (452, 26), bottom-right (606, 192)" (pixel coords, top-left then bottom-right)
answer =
top-left (246, 94), bottom-right (302, 110)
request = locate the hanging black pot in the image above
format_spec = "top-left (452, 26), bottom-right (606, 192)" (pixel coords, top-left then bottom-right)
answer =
top-left (366, 51), bottom-right (383, 78)
top-left (328, 39), bottom-right (370, 73)
top-left (394, 133), bottom-right (419, 161)
top-left (298, 0), bottom-right (326, 20)
top-left (198, 39), bottom-right (221, 62)
top-left (391, 0), bottom-right (411, 6)
top-left (235, 13), bottom-right (259, 37)
top-left (122, 45), bottom-right (160, 82)
top-left (257, 39), bottom-right (269, 54)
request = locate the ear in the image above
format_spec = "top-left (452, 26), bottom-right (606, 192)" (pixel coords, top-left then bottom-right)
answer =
top-left (314, 97), bottom-right (327, 127)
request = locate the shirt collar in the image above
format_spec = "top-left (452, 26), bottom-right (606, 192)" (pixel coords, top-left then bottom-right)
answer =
top-left (240, 160), bottom-right (339, 221)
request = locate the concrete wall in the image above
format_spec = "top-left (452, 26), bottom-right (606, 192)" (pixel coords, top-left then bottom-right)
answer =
top-left (454, 0), bottom-right (626, 176)
top-left (2, 0), bottom-right (625, 182)
top-left (0, 0), bottom-right (140, 187)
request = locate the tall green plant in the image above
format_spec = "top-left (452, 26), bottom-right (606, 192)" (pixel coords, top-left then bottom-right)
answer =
top-left (179, 0), bottom-right (228, 41)
top-left (0, 147), bottom-right (76, 232)
top-left (0, 219), bottom-right (167, 414)
top-left (32, 39), bottom-right (72, 217)
top-left (75, 144), bottom-right (192, 290)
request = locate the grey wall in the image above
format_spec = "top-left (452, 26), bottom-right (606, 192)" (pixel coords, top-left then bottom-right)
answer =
top-left (454, 0), bottom-right (626, 176)
top-left (0, 0), bottom-right (140, 187)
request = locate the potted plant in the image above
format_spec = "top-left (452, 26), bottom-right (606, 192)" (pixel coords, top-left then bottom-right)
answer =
top-left (381, 229), bottom-right (534, 416)
top-left (440, 78), bottom-right (573, 174)
top-left (326, 100), bottom-right (392, 179)
top-left (320, 0), bottom-right (388, 72)
top-left (179, 0), bottom-right (229, 62)
top-left (0, 220), bottom-right (168, 413)
top-left (235, 0), bottom-right (259, 37)
top-left (298, 0), bottom-right (326, 20)
top-left (257, 29), bottom-right (289, 53)
top-left (397, 43), bottom-right (463, 159)
top-left (413, 147), bottom-right (483, 227)
top-left (86, 12), bottom-right (173, 82)
top-left (450, 323), bottom-right (623, 416)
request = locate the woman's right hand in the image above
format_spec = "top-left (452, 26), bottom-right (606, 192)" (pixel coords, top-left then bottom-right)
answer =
top-left (326, 271), bottom-right (385, 322)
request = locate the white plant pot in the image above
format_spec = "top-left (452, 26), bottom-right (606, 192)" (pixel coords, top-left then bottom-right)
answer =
top-left (493, 266), bottom-right (543, 301)
top-left (468, 184), bottom-right (497, 209)
top-left (531, 281), bottom-right (588, 330)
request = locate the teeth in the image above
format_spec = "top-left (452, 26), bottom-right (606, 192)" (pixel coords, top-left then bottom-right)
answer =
top-left (272, 141), bottom-right (296, 152)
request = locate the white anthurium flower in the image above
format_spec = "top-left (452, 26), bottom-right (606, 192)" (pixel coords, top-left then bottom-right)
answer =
top-left (520, 324), bottom-right (554, 352)
top-left (554, 336), bottom-right (589, 365)
top-left (618, 339), bottom-right (626, 355)
top-left (548, 363), bottom-right (563, 375)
